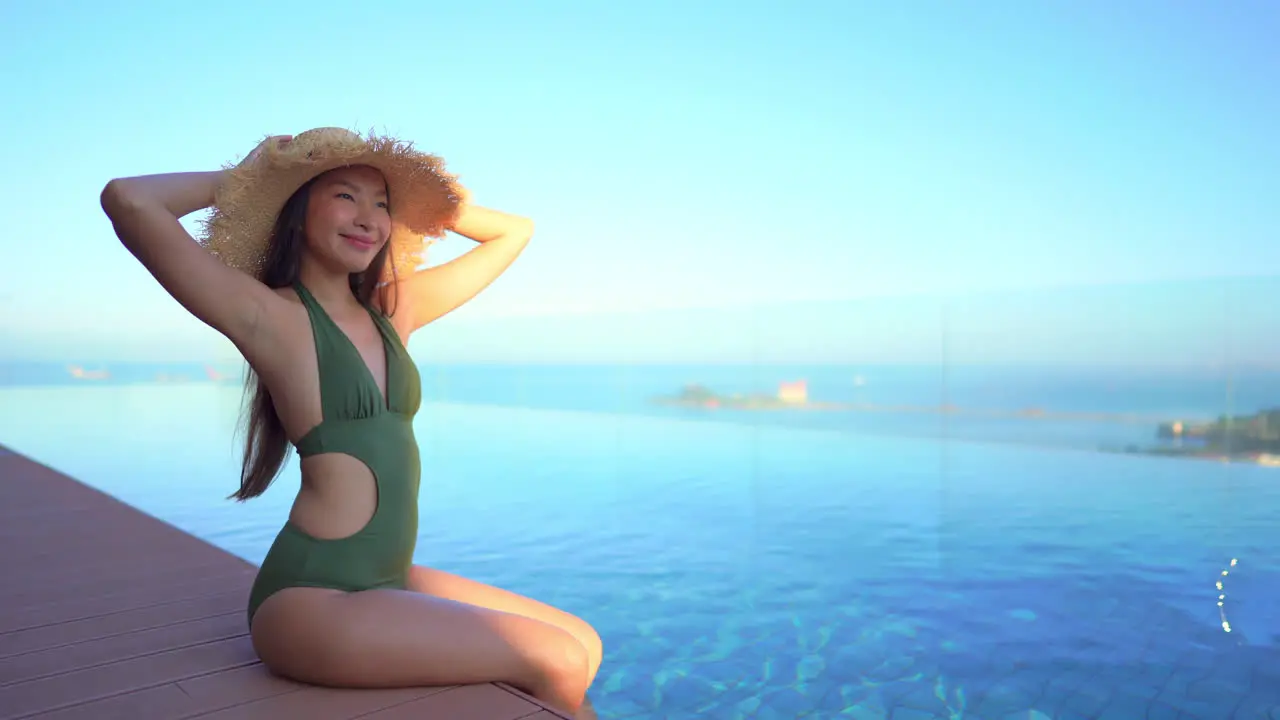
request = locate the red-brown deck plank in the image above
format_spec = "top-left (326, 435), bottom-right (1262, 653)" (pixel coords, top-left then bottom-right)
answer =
top-left (0, 446), bottom-right (572, 720)
top-left (0, 591), bottom-right (245, 658)
top-left (353, 684), bottom-right (546, 719)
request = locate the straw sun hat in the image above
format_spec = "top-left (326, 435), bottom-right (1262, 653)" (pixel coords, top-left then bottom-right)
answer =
top-left (198, 127), bottom-right (463, 280)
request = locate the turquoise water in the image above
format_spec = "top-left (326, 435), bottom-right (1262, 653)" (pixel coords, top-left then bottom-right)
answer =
top-left (3, 370), bottom-right (1279, 719)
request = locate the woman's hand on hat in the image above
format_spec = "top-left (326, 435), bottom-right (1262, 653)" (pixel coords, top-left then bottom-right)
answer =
top-left (444, 182), bottom-right (472, 230)
top-left (240, 135), bottom-right (293, 168)
top-left (453, 181), bottom-right (472, 206)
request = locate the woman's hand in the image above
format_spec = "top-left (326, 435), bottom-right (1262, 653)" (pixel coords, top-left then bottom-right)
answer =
top-left (239, 134), bottom-right (293, 169)
top-left (446, 182), bottom-right (474, 231)
top-left (453, 181), bottom-right (473, 207)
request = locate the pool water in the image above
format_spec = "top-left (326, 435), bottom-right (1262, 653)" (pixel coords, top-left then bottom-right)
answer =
top-left (3, 383), bottom-right (1279, 719)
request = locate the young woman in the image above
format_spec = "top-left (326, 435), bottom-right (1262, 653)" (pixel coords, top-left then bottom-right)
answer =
top-left (100, 128), bottom-right (602, 715)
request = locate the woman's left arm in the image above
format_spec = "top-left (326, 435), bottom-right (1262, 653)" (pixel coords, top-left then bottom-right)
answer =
top-left (385, 190), bottom-right (534, 335)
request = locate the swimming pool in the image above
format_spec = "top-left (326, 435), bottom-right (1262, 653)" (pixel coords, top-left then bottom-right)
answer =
top-left (3, 382), bottom-right (1278, 719)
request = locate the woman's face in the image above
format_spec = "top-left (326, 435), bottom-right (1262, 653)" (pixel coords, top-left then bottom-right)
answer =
top-left (302, 165), bottom-right (392, 273)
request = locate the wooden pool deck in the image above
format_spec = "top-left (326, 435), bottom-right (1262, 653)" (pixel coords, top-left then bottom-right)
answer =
top-left (0, 445), bottom-right (571, 720)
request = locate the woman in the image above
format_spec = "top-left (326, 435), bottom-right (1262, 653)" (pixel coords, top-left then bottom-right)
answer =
top-left (99, 128), bottom-right (602, 715)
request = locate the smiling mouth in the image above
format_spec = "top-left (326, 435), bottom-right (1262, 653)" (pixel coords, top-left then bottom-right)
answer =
top-left (340, 234), bottom-right (377, 250)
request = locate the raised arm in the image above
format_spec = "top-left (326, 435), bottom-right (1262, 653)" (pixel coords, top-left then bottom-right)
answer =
top-left (100, 156), bottom-right (284, 353)
top-left (381, 189), bottom-right (534, 336)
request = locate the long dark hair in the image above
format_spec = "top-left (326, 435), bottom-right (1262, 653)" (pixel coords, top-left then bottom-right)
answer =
top-left (229, 173), bottom-right (399, 501)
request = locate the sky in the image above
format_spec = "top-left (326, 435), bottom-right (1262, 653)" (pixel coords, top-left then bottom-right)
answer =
top-left (0, 0), bottom-right (1277, 365)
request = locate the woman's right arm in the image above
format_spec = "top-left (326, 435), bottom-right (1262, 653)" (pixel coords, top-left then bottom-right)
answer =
top-left (100, 170), bottom-right (281, 351)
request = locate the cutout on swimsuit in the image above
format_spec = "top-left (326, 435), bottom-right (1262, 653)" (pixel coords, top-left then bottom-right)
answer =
top-left (292, 452), bottom-right (380, 540)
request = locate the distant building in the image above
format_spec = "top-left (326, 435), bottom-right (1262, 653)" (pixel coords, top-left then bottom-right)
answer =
top-left (777, 379), bottom-right (807, 404)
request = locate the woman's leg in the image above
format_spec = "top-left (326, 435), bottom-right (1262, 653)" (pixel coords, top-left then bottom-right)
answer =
top-left (406, 564), bottom-right (604, 687)
top-left (250, 586), bottom-right (592, 713)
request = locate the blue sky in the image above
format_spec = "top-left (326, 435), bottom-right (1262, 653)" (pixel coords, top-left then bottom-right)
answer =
top-left (1, 0), bottom-right (1277, 364)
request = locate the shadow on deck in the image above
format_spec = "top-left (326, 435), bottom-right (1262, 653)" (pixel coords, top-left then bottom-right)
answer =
top-left (0, 446), bottom-right (570, 720)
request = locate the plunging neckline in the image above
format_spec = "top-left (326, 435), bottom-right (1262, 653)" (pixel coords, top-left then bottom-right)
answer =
top-left (294, 282), bottom-right (393, 412)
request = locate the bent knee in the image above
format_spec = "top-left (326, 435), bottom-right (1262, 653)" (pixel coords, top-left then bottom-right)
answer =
top-left (531, 626), bottom-right (593, 694)
top-left (579, 622), bottom-right (603, 669)
top-left (557, 612), bottom-right (602, 663)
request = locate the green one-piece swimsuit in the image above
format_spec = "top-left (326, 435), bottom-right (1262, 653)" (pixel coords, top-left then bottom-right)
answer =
top-left (246, 281), bottom-right (422, 626)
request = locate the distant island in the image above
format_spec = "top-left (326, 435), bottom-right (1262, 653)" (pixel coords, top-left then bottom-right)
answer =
top-left (1118, 411), bottom-right (1280, 466)
top-left (653, 381), bottom-right (813, 411)
top-left (651, 381), bottom-right (1170, 424)
top-left (652, 381), bottom-right (1280, 467)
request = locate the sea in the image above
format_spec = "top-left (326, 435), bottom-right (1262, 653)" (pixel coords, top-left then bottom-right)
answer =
top-left (2, 361), bottom-right (1279, 719)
